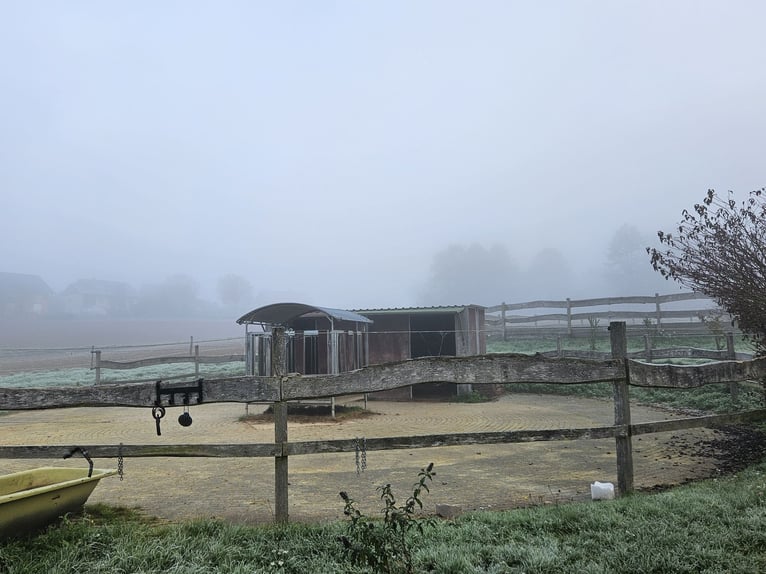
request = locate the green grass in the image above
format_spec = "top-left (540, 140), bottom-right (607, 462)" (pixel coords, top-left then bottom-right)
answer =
top-left (2, 460), bottom-right (766, 573)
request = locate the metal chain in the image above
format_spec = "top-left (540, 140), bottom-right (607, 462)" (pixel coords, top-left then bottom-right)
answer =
top-left (355, 437), bottom-right (360, 475)
top-left (118, 442), bottom-right (124, 481)
top-left (355, 437), bottom-right (367, 475)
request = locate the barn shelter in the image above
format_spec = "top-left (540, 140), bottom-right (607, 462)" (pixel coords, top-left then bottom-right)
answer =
top-left (237, 302), bottom-right (487, 399)
top-left (354, 305), bottom-right (485, 363)
top-left (236, 303), bottom-right (372, 376)
top-left (354, 305), bottom-right (486, 399)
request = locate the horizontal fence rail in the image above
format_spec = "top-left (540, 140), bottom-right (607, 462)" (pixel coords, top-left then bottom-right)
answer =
top-left (3, 408), bottom-right (765, 461)
top-left (0, 354), bottom-right (623, 410)
top-left (2, 323), bottom-right (766, 524)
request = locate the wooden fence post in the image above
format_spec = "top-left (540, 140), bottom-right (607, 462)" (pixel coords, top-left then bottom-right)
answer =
top-left (194, 344), bottom-right (200, 377)
top-left (501, 302), bottom-right (508, 342)
top-left (610, 321), bottom-right (634, 496)
top-left (643, 334), bottom-right (653, 362)
top-left (654, 293), bottom-right (662, 331)
top-left (93, 349), bottom-right (101, 385)
top-left (272, 326), bottom-right (289, 524)
top-left (726, 332), bottom-right (738, 401)
top-left (566, 298), bottom-right (572, 336)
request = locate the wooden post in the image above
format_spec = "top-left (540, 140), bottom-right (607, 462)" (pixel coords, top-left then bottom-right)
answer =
top-left (610, 321), bottom-right (634, 496)
top-left (272, 327), bottom-right (289, 524)
top-left (643, 334), bottom-right (652, 362)
top-left (654, 293), bottom-right (661, 331)
top-left (726, 332), bottom-right (736, 359)
top-left (501, 302), bottom-right (508, 342)
top-left (556, 335), bottom-right (562, 358)
top-left (566, 298), bottom-right (572, 336)
top-left (726, 332), bottom-right (738, 401)
top-left (194, 344), bottom-right (200, 377)
top-left (93, 349), bottom-right (101, 385)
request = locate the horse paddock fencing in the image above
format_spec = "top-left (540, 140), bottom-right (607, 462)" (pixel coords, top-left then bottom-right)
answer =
top-left (1, 322), bottom-right (765, 524)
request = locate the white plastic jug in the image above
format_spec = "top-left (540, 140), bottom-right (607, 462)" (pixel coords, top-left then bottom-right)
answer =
top-left (590, 481), bottom-right (615, 500)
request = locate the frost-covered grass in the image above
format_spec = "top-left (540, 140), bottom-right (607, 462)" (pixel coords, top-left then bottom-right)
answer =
top-left (0, 362), bottom-right (246, 388)
top-left (487, 333), bottom-right (756, 355)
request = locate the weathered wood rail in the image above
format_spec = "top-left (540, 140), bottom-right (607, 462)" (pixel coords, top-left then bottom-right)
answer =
top-left (2, 323), bottom-right (765, 524)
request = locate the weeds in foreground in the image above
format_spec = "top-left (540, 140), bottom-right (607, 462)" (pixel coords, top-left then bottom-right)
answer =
top-left (338, 463), bottom-right (436, 574)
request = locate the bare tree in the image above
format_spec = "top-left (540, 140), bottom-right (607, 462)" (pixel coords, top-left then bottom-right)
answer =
top-left (418, 243), bottom-right (518, 306)
top-left (606, 224), bottom-right (666, 295)
top-left (217, 273), bottom-right (253, 307)
top-left (648, 188), bottom-right (766, 354)
top-left (525, 247), bottom-right (573, 299)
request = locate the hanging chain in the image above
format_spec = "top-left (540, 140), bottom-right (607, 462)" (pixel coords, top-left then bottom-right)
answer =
top-left (355, 437), bottom-right (360, 475)
top-left (355, 437), bottom-right (367, 475)
top-left (117, 442), bottom-right (124, 481)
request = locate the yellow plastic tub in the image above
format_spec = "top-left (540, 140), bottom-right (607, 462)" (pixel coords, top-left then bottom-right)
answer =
top-left (0, 467), bottom-right (116, 538)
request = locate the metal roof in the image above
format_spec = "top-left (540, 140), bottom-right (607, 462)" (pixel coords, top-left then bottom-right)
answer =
top-left (353, 305), bottom-right (484, 315)
top-left (236, 303), bottom-right (373, 326)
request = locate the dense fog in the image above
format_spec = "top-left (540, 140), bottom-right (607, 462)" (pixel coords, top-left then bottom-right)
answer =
top-left (2, 2), bottom-right (764, 317)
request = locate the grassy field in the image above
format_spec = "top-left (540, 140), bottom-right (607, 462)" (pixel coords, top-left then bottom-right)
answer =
top-left (1, 459), bottom-right (765, 573)
top-left (0, 361), bottom-right (245, 388)
top-left (486, 333), bottom-right (756, 356)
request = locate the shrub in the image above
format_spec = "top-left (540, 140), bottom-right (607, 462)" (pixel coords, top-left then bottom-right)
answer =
top-left (338, 463), bottom-right (436, 574)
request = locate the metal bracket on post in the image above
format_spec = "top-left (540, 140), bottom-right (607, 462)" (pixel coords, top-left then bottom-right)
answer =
top-left (154, 379), bottom-right (204, 407)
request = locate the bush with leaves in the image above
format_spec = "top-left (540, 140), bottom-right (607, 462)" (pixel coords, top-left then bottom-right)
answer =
top-left (648, 188), bottom-right (766, 355)
top-left (338, 463), bottom-right (436, 574)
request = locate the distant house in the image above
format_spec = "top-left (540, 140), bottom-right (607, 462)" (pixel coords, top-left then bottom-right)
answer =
top-left (60, 279), bottom-right (135, 317)
top-left (237, 302), bottom-right (486, 399)
top-left (0, 272), bottom-right (53, 317)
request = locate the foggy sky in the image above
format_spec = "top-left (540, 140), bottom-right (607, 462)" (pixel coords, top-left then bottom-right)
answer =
top-left (2, 1), bottom-right (764, 309)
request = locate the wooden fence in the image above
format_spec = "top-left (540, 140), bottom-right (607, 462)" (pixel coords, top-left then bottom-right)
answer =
top-left (1, 323), bottom-right (765, 524)
top-left (486, 292), bottom-right (734, 338)
top-left (91, 345), bottom-right (245, 385)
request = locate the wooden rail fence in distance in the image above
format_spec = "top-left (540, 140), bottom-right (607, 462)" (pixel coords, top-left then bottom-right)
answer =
top-left (486, 292), bottom-right (735, 337)
top-left (92, 344), bottom-right (245, 385)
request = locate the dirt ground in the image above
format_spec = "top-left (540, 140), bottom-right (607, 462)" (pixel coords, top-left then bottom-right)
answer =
top-left (1, 394), bottom-right (761, 525)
